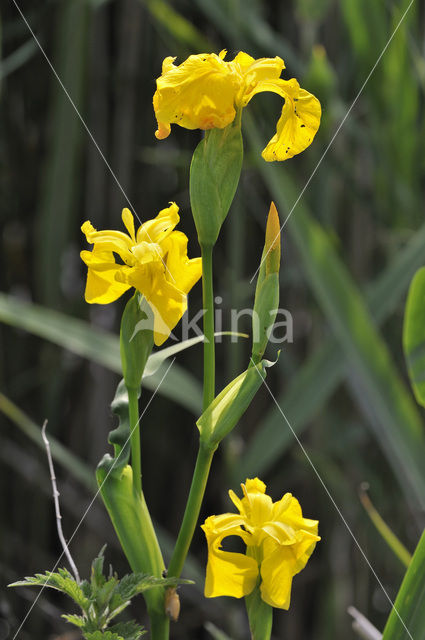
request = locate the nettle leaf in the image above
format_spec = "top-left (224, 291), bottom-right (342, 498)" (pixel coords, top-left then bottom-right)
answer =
top-left (116, 573), bottom-right (193, 599)
top-left (109, 620), bottom-right (146, 640)
top-left (84, 632), bottom-right (124, 640)
top-left (62, 613), bottom-right (86, 628)
top-left (91, 545), bottom-right (107, 589)
top-left (10, 570), bottom-right (90, 610)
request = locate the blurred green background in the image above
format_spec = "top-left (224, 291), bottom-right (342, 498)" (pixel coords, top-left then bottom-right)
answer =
top-left (1, 0), bottom-right (425, 638)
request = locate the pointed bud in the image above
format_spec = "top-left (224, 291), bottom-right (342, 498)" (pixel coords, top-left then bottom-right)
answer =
top-left (251, 203), bottom-right (282, 365)
top-left (265, 202), bottom-right (281, 276)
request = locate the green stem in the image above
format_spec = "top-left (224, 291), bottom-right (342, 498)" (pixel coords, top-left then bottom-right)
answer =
top-left (167, 442), bottom-right (216, 578)
top-left (201, 244), bottom-right (215, 410)
top-left (128, 386), bottom-right (142, 496)
top-left (167, 244), bottom-right (218, 583)
top-left (148, 610), bottom-right (170, 640)
top-left (126, 388), bottom-right (169, 638)
top-left (167, 244), bottom-right (217, 578)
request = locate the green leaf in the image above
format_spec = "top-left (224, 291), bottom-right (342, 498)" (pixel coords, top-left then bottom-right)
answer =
top-left (144, 332), bottom-right (247, 377)
top-left (197, 358), bottom-right (275, 447)
top-left (0, 293), bottom-right (202, 414)
top-left (9, 569), bottom-right (90, 610)
top-left (62, 613), bottom-right (86, 628)
top-left (108, 621), bottom-right (146, 640)
top-left (403, 266), bottom-right (425, 407)
top-left (84, 632), bottom-right (124, 640)
top-left (91, 546), bottom-right (107, 590)
top-left (116, 573), bottom-right (192, 600)
top-left (190, 115), bottom-right (243, 246)
top-left (245, 584), bottom-right (273, 640)
top-left (382, 529), bottom-right (425, 640)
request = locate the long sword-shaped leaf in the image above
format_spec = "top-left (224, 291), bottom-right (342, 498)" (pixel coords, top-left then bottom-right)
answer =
top-left (382, 529), bottom-right (425, 640)
top-left (403, 267), bottom-right (425, 407)
top-left (0, 293), bottom-right (201, 413)
top-left (247, 124), bottom-right (425, 511)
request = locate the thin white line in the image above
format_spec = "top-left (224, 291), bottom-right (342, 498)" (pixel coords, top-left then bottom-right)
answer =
top-left (10, 0), bottom-right (176, 282)
top-left (249, 358), bottom-right (414, 640)
top-left (12, 358), bottom-right (176, 640)
top-left (250, 0), bottom-right (414, 284)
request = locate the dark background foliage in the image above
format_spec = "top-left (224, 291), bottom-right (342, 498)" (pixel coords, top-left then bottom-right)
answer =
top-left (1, 0), bottom-right (425, 638)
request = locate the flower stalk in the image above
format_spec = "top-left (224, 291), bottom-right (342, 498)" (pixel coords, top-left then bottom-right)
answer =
top-left (201, 244), bottom-right (216, 410)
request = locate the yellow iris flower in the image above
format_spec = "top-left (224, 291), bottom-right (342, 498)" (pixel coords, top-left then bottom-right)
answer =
top-left (80, 203), bottom-right (202, 346)
top-left (201, 478), bottom-right (320, 609)
top-left (153, 50), bottom-right (321, 161)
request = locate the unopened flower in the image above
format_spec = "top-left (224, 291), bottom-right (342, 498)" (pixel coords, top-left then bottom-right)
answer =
top-left (80, 204), bottom-right (201, 345)
top-left (201, 478), bottom-right (320, 609)
top-left (153, 50), bottom-right (321, 161)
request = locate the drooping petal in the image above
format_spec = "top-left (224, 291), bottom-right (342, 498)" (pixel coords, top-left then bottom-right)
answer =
top-left (244, 79), bottom-right (321, 161)
top-left (202, 516), bottom-right (258, 599)
top-left (153, 53), bottom-right (240, 139)
top-left (162, 231), bottom-right (202, 294)
top-left (127, 265), bottom-right (187, 346)
top-left (80, 249), bottom-right (130, 304)
top-left (260, 544), bottom-right (297, 609)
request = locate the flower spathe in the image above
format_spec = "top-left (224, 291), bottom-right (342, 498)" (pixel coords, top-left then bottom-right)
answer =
top-left (153, 50), bottom-right (321, 161)
top-left (80, 203), bottom-right (202, 346)
top-left (201, 478), bottom-right (320, 609)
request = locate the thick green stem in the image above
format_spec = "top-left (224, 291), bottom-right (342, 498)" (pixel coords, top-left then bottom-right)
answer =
top-left (201, 244), bottom-right (215, 410)
top-left (127, 387), bottom-right (168, 638)
top-left (148, 610), bottom-right (170, 640)
top-left (128, 386), bottom-right (142, 496)
top-left (167, 244), bottom-right (217, 578)
top-left (167, 442), bottom-right (216, 578)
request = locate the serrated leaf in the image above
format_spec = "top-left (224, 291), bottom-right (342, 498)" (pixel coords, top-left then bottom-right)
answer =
top-left (84, 632), bottom-right (124, 640)
top-left (62, 613), bottom-right (86, 628)
top-left (117, 573), bottom-right (193, 598)
top-left (109, 620), bottom-right (146, 640)
top-left (91, 546), bottom-right (107, 590)
top-left (9, 570), bottom-right (90, 610)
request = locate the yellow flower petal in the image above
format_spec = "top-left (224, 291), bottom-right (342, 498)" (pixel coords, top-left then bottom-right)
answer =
top-left (260, 544), bottom-right (296, 609)
top-left (162, 231), bottom-right (202, 294)
top-left (81, 220), bottom-right (134, 264)
top-left (202, 479), bottom-right (320, 609)
top-left (127, 267), bottom-right (186, 346)
top-left (121, 208), bottom-right (136, 243)
top-left (81, 205), bottom-right (201, 343)
top-left (154, 50), bottom-right (321, 162)
top-left (202, 516), bottom-right (258, 599)
top-left (136, 202), bottom-right (180, 245)
top-left (232, 53), bottom-right (285, 105)
top-left (80, 250), bottom-right (130, 304)
top-left (248, 80), bottom-right (321, 161)
top-left (153, 53), bottom-right (240, 139)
